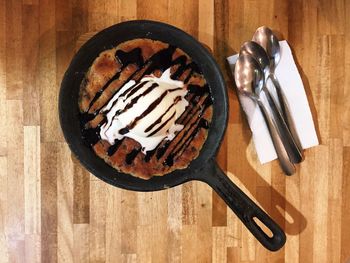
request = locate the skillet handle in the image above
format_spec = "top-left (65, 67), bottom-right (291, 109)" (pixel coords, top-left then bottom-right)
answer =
top-left (196, 159), bottom-right (286, 251)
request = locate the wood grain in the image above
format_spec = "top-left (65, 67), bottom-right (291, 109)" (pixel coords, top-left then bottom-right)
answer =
top-left (0, 0), bottom-right (349, 262)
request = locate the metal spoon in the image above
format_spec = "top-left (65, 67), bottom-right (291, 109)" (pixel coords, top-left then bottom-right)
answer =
top-left (234, 53), bottom-right (295, 175)
top-left (240, 41), bottom-right (303, 164)
top-left (253, 26), bottom-right (303, 155)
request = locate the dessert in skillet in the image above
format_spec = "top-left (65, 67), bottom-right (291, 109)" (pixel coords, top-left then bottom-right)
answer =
top-left (79, 39), bottom-right (213, 179)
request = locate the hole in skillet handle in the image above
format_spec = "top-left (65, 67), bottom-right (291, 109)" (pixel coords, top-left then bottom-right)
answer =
top-left (253, 217), bottom-right (273, 238)
top-left (193, 158), bottom-right (286, 251)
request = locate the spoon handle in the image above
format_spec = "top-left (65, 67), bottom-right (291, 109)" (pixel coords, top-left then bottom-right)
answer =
top-left (263, 87), bottom-right (303, 164)
top-left (257, 101), bottom-right (296, 175)
top-left (269, 74), bottom-right (303, 153)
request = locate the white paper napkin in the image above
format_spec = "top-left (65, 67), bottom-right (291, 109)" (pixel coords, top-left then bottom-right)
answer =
top-left (227, 40), bottom-right (319, 164)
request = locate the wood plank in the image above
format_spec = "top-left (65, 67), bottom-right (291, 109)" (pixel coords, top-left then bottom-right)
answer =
top-left (315, 35), bottom-right (331, 144)
top-left (56, 0), bottom-right (72, 31)
top-left (327, 139), bottom-right (342, 262)
top-left (299, 147), bottom-right (315, 263)
top-left (344, 0), bottom-right (350, 146)
top-left (23, 0), bottom-right (39, 5)
top-left (6, 100), bottom-right (25, 262)
top-left (24, 126), bottom-right (41, 263)
top-left (39, 0), bottom-right (58, 143)
top-left (8, 240), bottom-right (25, 263)
top-left (0, 157), bottom-right (9, 263)
top-left (72, 0), bottom-right (88, 36)
top-left (5, 0), bottom-right (23, 99)
top-left (168, 0), bottom-right (198, 37)
top-left (226, 204), bottom-right (240, 248)
top-left (73, 224), bottom-right (89, 263)
top-left (89, 178), bottom-right (107, 262)
top-left (121, 190), bottom-right (138, 254)
top-left (105, 186), bottom-right (122, 263)
top-left (284, 175), bottom-right (300, 263)
top-left (72, 156), bottom-right (90, 224)
top-left (341, 146), bottom-right (350, 262)
top-left (122, 253), bottom-right (137, 263)
top-left (119, 0), bottom-right (137, 22)
top-left (25, 235), bottom-right (41, 263)
top-left (24, 126), bottom-right (41, 235)
top-left (198, 0), bottom-right (214, 49)
top-left (181, 225), bottom-right (197, 263)
top-left (166, 187), bottom-right (182, 262)
top-left (317, 0), bottom-right (345, 35)
top-left (0, 0), bottom-right (6, 156)
top-left (273, 0), bottom-right (289, 36)
top-left (196, 182), bottom-right (213, 262)
top-left (329, 35), bottom-right (345, 140)
top-left (212, 227), bottom-right (227, 263)
top-left (57, 143), bottom-right (74, 263)
top-left (227, 0), bottom-right (244, 53)
top-left (56, 31), bottom-right (75, 107)
top-left (182, 182), bottom-right (197, 225)
top-left (136, 0), bottom-right (168, 23)
top-left (22, 4), bottom-right (40, 125)
top-left (226, 247), bottom-right (240, 262)
top-left (212, 0), bottom-right (229, 228)
top-left (214, 0), bottom-right (230, 76)
top-left (136, 225), bottom-right (152, 263)
top-left (312, 145), bottom-right (329, 262)
top-left (55, 31), bottom-right (75, 143)
top-left (150, 190), bottom-right (168, 263)
top-left (41, 142), bottom-right (58, 263)
top-left (87, 0), bottom-right (119, 32)
top-left (0, 98), bottom-right (6, 153)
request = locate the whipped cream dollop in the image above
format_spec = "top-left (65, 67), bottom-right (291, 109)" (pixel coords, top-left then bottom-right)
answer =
top-left (100, 68), bottom-right (188, 153)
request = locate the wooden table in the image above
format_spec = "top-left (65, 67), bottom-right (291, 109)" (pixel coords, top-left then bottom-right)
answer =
top-left (1, 0), bottom-right (349, 262)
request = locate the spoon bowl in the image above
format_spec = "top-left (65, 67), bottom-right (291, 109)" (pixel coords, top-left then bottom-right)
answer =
top-left (252, 26), bottom-right (281, 68)
top-left (240, 41), bottom-right (270, 76)
top-left (234, 53), bottom-right (264, 98)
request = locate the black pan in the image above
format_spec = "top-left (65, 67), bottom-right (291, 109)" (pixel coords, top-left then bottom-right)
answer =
top-left (59, 20), bottom-right (286, 251)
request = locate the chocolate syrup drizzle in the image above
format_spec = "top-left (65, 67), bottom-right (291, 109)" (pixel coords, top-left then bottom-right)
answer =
top-left (80, 44), bottom-right (213, 167)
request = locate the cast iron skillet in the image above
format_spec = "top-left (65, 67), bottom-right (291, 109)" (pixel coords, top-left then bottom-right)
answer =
top-left (59, 20), bottom-right (286, 251)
